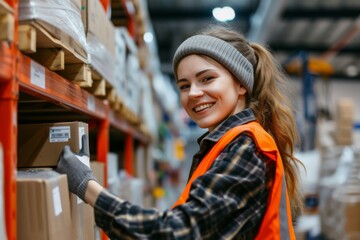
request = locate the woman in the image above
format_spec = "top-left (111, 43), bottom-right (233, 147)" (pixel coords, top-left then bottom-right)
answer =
top-left (56, 25), bottom-right (303, 239)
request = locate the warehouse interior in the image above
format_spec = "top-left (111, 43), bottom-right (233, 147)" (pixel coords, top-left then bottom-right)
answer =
top-left (1, 0), bottom-right (360, 239)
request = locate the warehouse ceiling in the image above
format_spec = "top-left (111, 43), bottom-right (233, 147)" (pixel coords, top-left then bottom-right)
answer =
top-left (147, 0), bottom-right (360, 80)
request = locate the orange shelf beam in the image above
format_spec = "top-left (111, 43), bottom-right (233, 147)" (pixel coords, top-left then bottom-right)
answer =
top-left (109, 110), bottom-right (150, 144)
top-left (17, 54), bottom-right (107, 120)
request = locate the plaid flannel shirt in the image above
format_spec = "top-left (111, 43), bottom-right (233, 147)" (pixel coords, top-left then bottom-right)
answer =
top-left (94, 108), bottom-right (275, 239)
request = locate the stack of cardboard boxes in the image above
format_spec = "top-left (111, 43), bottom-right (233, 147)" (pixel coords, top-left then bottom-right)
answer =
top-left (334, 99), bottom-right (354, 146)
top-left (17, 121), bottom-right (105, 240)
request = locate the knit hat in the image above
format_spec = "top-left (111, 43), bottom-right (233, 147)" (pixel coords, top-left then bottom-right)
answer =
top-left (173, 35), bottom-right (254, 94)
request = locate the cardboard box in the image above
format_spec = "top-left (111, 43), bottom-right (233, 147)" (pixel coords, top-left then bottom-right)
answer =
top-left (18, 121), bottom-right (88, 167)
top-left (17, 170), bottom-right (71, 240)
top-left (69, 193), bottom-right (95, 240)
top-left (81, 0), bottom-right (115, 56)
top-left (90, 161), bottom-right (105, 186)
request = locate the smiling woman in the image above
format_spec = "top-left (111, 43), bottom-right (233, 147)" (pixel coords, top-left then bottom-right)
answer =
top-left (176, 54), bottom-right (246, 131)
top-left (56, 24), bottom-right (303, 239)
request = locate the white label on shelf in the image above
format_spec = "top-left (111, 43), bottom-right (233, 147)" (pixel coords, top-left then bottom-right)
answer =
top-left (30, 60), bottom-right (45, 89)
top-left (87, 95), bottom-right (96, 112)
top-left (52, 186), bottom-right (62, 216)
top-left (49, 126), bottom-right (71, 142)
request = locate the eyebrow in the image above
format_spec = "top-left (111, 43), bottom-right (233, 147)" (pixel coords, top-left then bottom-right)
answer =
top-left (177, 69), bottom-right (212, 83)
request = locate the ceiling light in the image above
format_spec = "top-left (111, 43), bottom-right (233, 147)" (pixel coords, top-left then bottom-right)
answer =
top-left (212, 6), bottom-right (235, 22)
top-left (143, 32), bottom-right (154, 43)
top-left (345, 65), bottom-right (358, 77)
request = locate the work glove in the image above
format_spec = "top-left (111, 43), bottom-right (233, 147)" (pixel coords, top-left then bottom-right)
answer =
top-left (56, 134), bottom-right (97, 201)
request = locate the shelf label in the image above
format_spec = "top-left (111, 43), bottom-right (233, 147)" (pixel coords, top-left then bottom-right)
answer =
top-left (49, 126), bottom-right (71, 142)
top-left (30, 60), bottom-right (45, 89)
top-left (52, 186), bottom-right (63, 216)
top-left (87, 95), bottom-right (96, 112)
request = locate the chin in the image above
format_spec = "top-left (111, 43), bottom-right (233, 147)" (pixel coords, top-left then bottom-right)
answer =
top-left (195, 121), bottom-right (217, 130)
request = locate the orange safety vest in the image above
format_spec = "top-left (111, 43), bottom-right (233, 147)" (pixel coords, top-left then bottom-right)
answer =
top-left (172, 121), bottom-right (295, 239)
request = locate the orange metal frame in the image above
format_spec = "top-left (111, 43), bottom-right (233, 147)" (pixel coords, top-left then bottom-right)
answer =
top-left (0, 1), bottom-right (150, 240)
top-left (0, 43), bottom-right (18, 240)
top-left (1, 0), bottom-right (18, 239)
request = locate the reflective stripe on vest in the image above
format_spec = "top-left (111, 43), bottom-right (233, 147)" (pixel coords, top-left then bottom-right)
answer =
top-left (172, 121), bottom-right (295, 239)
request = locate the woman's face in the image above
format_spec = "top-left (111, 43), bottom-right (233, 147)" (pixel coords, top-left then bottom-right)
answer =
top-left (176, 54), bottom-right (247, 131)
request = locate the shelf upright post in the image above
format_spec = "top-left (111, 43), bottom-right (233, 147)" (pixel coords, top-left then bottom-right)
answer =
top-left (97, 103), bottom-right (110, 188)
top-left (121, 0), bottom-right (136, 38)
top-left (0, 0), bottom-right (18, 239)
top-left (124, 133), bottom-right (134, 176)
top-left (96, 103), bottom-right (110, 240)
top-left (0, 45), bottom-right (18, 240)
top-left (100, 0), bottom-right (110, 13)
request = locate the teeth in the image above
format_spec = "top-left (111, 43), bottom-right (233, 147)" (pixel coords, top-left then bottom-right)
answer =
top-left (194, 103), bottom-right (214, 112)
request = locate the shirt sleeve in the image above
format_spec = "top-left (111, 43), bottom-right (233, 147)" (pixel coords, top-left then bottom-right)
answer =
top-left (93, 134), bottom-right (271, 239)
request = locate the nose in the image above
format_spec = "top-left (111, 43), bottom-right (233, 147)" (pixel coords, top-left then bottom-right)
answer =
top-left (188, 84), bottom-right (204, 98)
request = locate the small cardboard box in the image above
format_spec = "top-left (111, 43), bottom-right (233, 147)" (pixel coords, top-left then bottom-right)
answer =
top-left (69, 193), bottom-right (95, 240)
top-left (17, 170), bottom-right (71, 240)
top-left (18, 121), bottom-right (88, 167)
top-left (90, 161), bottom-right (105, 186)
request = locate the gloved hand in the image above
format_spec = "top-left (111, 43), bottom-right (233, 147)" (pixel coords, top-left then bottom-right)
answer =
top-left (56, 134), bottom-right (97, 201)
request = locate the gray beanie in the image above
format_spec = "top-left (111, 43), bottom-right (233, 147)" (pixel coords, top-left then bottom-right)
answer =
top-left (173, 35), bottom-right (254, 94)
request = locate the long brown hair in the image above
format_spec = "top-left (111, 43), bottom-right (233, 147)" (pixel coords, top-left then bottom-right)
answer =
top-left (200, 25), bottom-right (303, 217)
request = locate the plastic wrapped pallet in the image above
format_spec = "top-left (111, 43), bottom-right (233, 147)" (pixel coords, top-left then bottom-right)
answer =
top-left (114, 27), bottom-right (127, 100)
top-left (81, 0), bottom-right (116, 86)
top-left (116, 170), bottom-right (144, 206)
top-left (125, 53), bottom-right (141, 116)
top-left (19, 0), bottom-right (87, 58)
top-left (107, 152), bottom-right (119, 195)
top-left (331, 148), bottom-right (360, 239)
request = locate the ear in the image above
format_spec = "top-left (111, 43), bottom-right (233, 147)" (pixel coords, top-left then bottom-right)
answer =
top-left (237, 85), bottom-right (247, 96)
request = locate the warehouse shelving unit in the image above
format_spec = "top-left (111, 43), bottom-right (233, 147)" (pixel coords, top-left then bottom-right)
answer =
top-left (0, 0), bottom-right (150, 239)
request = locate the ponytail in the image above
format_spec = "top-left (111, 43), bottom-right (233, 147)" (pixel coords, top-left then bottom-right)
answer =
top-left (250, 43), bottom-right (303, 217)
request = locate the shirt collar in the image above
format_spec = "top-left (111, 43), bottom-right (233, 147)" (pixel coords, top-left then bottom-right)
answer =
top-left (197, 108), bottom-right (257, 144)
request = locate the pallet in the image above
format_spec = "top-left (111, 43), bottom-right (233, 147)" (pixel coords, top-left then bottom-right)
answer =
top-left (81, 66), bottom-right (118, 103)
top-left (0, 0), bottom-right (14, 42)
top-left (18, 21), bottom-right (92, 87)
top-left (119, 104), bottom-right (140, 125)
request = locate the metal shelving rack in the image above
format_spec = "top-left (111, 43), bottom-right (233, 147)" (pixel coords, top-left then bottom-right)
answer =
top-left (0, 0), bottom-right (150, 239)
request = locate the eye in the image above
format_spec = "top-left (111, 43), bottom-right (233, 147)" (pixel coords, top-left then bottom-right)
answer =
top-left (202, 76), bottom-right (214, 82)
top-left (178, 84), bottom-right (190, 91)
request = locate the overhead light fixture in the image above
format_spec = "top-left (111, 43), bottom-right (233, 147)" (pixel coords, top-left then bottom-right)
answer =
top-left (143, 32), bottom-right (154, 43)
top-left (212, 6), bottom-right (235, 22)
top-left (345, 65), bottom-right (358, 77)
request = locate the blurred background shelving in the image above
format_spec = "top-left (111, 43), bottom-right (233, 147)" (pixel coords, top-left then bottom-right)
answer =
top-left (1, 0), bottom-right (360, 239)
